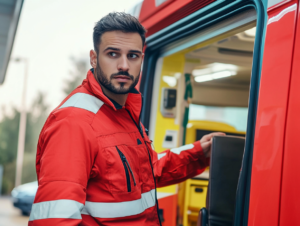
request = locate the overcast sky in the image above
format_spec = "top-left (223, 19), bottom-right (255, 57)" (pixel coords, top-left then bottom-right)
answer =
top-left (0, 0), bottom-right (142, 119)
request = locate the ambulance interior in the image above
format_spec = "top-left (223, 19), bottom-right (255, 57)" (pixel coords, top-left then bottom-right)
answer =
top-left (149, 22), bottom-right (256, 226)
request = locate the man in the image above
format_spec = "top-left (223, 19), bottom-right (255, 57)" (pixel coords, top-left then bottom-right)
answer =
top-left (28, 12), bottom-right (224, 226)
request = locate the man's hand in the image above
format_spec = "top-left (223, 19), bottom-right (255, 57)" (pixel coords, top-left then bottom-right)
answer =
top-left (200, 132), bottom-right (226, 158)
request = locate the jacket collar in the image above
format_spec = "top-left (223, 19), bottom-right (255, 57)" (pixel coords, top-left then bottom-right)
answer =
top-left (84, 69), bottom-right (142, 124)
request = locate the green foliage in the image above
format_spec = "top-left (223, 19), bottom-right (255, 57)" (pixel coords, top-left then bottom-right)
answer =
top-left (63, 57), bottom-right (88, 96)
top-left (0, 92), bottom-right (49, 194)
top-left (0, 56), bottom-right (88, 194)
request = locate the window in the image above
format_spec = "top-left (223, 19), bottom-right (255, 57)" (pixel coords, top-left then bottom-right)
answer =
top-left (189, 105), bottom-right (248, 132)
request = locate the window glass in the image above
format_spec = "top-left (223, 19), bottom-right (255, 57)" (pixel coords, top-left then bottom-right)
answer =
top-left (189, 104), bottom-right (248, 131)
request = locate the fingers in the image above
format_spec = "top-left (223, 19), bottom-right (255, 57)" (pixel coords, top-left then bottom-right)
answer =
top-left (200, 140), bottom-right (212, 158)
top-left (200, 132), bottom-right (226, 158)
top-left (201, 132), bottom-right (226, 142)
top-left (201, 140), bottom-right (211, 150)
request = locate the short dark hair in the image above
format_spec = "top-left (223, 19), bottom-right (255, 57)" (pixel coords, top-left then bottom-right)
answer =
top-left (93, 12), bottom-right (146, 53)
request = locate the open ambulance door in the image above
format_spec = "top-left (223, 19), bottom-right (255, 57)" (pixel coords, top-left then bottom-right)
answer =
top-left (138, 0), bottom-right (298, 225)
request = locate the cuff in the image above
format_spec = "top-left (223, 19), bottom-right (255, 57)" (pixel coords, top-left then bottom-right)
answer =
top-left (193, 141), bottom-right (210, 167)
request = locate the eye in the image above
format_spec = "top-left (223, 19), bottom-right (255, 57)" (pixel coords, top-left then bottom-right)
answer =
top-left (108, 52), bottom-right (118, 57)
top-left (128, 53), bottom-right (139, 59)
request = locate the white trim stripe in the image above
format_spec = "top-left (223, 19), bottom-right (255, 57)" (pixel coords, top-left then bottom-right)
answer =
top-left (158, 153), bottom-right (166, 160)
top-left (158, 144), bottom-right (195, 160)
top-left (29, 199), bottom-right (84, 221)
top-left (170, 144), bottom-right (194, 155)
top-left (81, 189), bottom-right (156, 218)
top-left (157, 192), bottom-right (174, 200)
top-left (268, 4), bottom-right (296, 24)
top-left (59, 93), bottom-right (104, 114)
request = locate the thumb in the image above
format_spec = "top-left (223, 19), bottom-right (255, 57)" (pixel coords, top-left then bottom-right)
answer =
top-left (201, 140), bottom-right (212, 158)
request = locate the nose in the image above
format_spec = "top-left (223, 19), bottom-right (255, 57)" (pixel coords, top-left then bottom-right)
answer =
top-left (117, 55), bottom-right (129, 72)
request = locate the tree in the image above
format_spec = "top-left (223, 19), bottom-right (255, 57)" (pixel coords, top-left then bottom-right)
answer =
top-left (63, 57), bottom-right (89, 96)
top-left (0, 56), bottom-right (88, 194)
top-left (0, 92), bottom-right (49, 194)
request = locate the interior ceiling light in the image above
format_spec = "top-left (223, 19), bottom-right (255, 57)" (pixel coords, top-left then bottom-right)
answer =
top-left (192, 63), bottom-right (238, 76)
top-left (195, 74), bottom-right (213, 83)
top-left (162, 75), bottom-right (177, 87)
top-left (174, 72), bottom-right (181, 79)
top-left (244, 27), bottom-right (256, 37)
top-left (194, 70), bottom-right (236, 83)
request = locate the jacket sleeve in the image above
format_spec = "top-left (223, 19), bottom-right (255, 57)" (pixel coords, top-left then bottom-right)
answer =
top-left (146, 137), bottom-right (209, 188)
top-left (28, 114), bottom-right (98, 226)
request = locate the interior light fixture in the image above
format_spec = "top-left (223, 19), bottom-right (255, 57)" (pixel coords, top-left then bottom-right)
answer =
top-left (174, 72), bottom-right (181, 79)
top-left (194, 70), bottom-right (236, 83)
top-left (194, 74), bottom-right (213, 83)
top-left (212, 70), bottom-right (236, 79)
top-left (244, 27), bottom-right (256, 37)
top-left (192, 63), bottom-right (238, 76)
top-left (162, 75), bottom-right (177, 87)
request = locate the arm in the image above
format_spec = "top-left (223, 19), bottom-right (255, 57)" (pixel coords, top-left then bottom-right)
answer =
top-left (148, 132), bottom-right (224, 188)
top-left (28, 115), bottom-right (98, 226)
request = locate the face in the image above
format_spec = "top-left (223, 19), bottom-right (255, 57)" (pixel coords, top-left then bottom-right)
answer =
top-left (90, 31), bottom-right (144, 94)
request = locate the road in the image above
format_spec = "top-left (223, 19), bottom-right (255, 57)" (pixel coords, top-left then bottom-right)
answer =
top-left (0, 196), bottom-right (29, 226)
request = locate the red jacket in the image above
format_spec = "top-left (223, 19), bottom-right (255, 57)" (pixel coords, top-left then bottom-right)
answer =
top-left (28, 69), bottom-right (209, 226)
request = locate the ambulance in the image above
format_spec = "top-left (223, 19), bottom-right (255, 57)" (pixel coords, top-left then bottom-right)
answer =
top-left (129, 0), bottom-right (300, 225)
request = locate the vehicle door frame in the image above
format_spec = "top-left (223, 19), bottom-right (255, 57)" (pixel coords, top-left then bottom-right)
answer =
top-left (139, 1), bottom-right (268, 225)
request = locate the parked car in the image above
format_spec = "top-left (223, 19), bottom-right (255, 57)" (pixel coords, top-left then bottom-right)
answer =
top-left (11, 181), bottom-right (37, 215)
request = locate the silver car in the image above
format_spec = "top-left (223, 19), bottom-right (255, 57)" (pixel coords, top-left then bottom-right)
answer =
top-left (11, 181), bottom-right (37, 215)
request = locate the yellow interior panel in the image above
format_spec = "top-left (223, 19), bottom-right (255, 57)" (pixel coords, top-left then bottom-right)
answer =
top-left (153, 53), bottom-right (185, 154)
top-left (189, 184), bottom-right (208, 208)
top-left (183, 179), bottom-right (209, 226)
top-left (154, 53), bottom-right (185, 195)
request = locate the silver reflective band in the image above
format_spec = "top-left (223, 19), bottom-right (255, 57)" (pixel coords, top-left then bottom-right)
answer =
top-left (81, 189), bottom-right (156, 218)
top-left (59, 93), bottom-right (104, 114)
top-left (268, 4), bottom-right (296, 25)
top-left (170, 144), bottom-right (194, 155)
top-left (29, 199), bottom-right (84, 221)
top-left (158, 153), bottom-right (166, 160)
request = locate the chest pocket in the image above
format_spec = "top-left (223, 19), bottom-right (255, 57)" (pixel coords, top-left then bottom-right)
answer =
top-left (104, 145), bottom-right (139, 193)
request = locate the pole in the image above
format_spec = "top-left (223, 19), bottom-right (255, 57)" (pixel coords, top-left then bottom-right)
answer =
top-left (15, 59), bottom-right (28, 187)
top-left (0, 164), bottom-right (3, 195)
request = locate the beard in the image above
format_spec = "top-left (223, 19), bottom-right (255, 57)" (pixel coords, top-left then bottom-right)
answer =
top-left (96, 61), bottom-right (140, 94)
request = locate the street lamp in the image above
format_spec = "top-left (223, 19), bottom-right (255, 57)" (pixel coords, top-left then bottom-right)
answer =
top-left (11, 57), bottom-right (29, 187)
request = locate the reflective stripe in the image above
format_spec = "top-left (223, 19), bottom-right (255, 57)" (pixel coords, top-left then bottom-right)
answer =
top-left (157, 192), bottom-right (173, 199)
top-left (170, 144), bottom-right (194, 155)
top-left (158, 153), bottom-right (166, 160)
top-left (158, 144), bottom-right (195, 160)
top-left (81, 189), bottom-right (156, 218)
top-left (29, 199), bottom-right (84, 221)
top-left (268, 4), bottom-right (296, 25)
top-left (59, 93), bottom-right (104, 114)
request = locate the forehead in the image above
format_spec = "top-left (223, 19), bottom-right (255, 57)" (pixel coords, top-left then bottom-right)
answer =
top-left (100, 31), bottom-right (143, 51)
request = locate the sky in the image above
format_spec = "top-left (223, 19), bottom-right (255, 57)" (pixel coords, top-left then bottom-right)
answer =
top-left (0, 0), bottom-right (142, 119)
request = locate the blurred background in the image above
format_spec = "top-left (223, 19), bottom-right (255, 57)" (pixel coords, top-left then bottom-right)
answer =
top-left (1, 0), bottom-right (259, 225)
top-left (0, 0), bottom-right (141, 225)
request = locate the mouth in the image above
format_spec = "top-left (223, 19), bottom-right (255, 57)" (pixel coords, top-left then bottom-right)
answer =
top-left (113, 75), bottom-right (132, 83)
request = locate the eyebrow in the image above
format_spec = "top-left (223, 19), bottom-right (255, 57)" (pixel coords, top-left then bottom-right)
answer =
top-left (104, 47), bottom-right (142, 54)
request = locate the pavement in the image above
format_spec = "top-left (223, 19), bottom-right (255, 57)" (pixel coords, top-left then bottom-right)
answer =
top-left (0, 196), bottom-right (29, 226)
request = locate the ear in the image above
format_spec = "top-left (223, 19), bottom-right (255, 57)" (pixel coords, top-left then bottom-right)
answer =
top-left (141, 53), bottom-right (145, 61)
top-left (90, 50), bottom-right (97, 68)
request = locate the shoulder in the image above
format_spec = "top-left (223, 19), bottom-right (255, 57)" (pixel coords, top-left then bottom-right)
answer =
top-left (51, 89), bottom-right (105, 124)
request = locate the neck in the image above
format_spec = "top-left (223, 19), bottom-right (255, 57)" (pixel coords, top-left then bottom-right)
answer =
top-left (100, 85), bottom-right (128, 106)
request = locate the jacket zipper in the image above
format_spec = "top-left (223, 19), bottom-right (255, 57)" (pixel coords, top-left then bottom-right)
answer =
top-left (116, 146), bottom-right (136, 192)
top-left (125, 97), bottom-right (162, 226)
